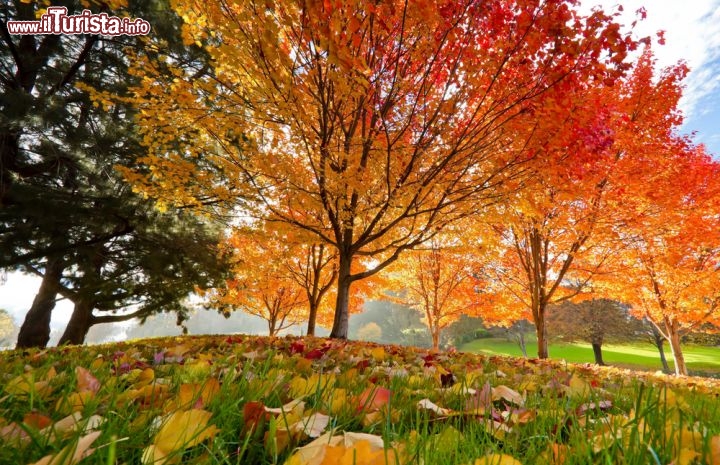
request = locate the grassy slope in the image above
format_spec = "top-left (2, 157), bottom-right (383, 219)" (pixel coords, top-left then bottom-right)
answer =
top-left (460, 338), bottom-right (720, 375)
top-left (2, 335), bottom-right (720, 465)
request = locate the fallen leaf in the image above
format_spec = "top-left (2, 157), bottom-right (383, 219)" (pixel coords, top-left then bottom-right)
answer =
top-left (357, 386), bottom-right (391, 412)
top-left (492, 385), bottom-right (524, 406)
top-left (370, 347), bottom-right (386, 362)
top-left (285, 431), bottom-right (399, 465)
top-left (177, 378), bottom-right (221, 409)
top-left (75, 367), bottom-right (100, 394)
top-left (473, 453), bottom-right (523, 465)
top-left (0, 422), bottom-right (29, 445)
top-left (143, 409), bottom-right (219, 464)
top-left (23, 412), bottom-right (53, 430)
top-left (290, 413), bottom-right (330, 438)
top-left (30, 431), bottom-right (101, 465)
top-left (265, 398), bottom-right (305, 415)
top-left (710, 435), bottom-right (720, 464)
top-left (417, 398), bottom-right (452, 416)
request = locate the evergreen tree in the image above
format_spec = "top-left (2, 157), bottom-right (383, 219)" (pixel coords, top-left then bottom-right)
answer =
top-left (0, 0), bottom-right (230, 347)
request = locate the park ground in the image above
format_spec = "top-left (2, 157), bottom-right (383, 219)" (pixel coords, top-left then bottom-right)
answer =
top-left (460, 338), bottom-right (720, 378)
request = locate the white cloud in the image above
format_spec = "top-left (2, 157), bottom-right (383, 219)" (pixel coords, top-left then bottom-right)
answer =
top-left (582, 0), bottom-right (720, 122)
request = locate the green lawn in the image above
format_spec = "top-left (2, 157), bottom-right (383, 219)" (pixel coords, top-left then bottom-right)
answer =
top-left (459, 338), bottom-right (720, 376)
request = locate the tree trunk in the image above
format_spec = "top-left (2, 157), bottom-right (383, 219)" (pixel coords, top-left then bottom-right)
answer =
top-left (58, 299), bottom-right (94, 345)
top-left (268, 313), bottom-right (277, 337)
top-left (534, 306), bottom-right (549, 358)
top-left (591, 342), bottom-right (605, 366)
top-left (306, 302), bottom-right (318, 336)
top-left (667, 325), bottom-right (688, 376)
top-left (16, 258), bottom-right (64, 349)
top-left (651, 326), bottom-right (671, 373)
top-left (329, 254), bottom-right (352, 339)
top-left (517, 332), bottom-right (527, 358)
top-left (431, 329), bottom-right (440, 351)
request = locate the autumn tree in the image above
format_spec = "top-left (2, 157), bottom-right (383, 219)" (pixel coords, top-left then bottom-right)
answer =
top-left (386, 240), bottom-right (481, 350)
top-left (284, 243), bottom-right (337, 336)
top-left (479, 49), bottom-right (687, 359)
top-left (599, 147), bottom-right (720, 376)
top-left (208, 230), bottom-right (309, 336)
top-left (548, 299), bottom-right (637, 365)
top-left (126, 0), bottom-right (638, 339)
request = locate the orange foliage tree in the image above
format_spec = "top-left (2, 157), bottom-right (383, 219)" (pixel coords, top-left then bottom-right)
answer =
top-left (284, 243), bottom-right (338, 336)
top-left (479, 49), bottom-right (688, 359)
top-left (598, 147), bottom-right (720, 375)
top-left (386, 239), bottom-right (482, 350)
top-left (208, 229), bottom-right (308, 336)
top-left (124, 0), bottom-right (638, 339)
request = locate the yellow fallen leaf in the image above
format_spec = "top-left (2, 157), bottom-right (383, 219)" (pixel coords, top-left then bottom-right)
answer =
top-left (662, 388), bottom-right (690, 411)
top-left (4, 374), bottom-right (52, 398)
top-left (665, 422), bottom-right (703, 455)
top-left (135, 368), bottom-right (156, 387)
top-left (565, 374), bottom-right (591, 397)
top-left (673, 448), bottom-right (700, 465)
top-left (143, 409), bottom-right (219, 465)
top-left (177, 378), bottom-right (221, 409)
top-left (284, 431), bottom-right (395, 465)
top-left (473, 453), bottom-right (523, 465)
top-left (710, 435), bottom-right (720, 464)
top-left (56, 391), bottom-right (94, 414)
top-left (370, 347), bottom-right (386, 362)
top-left (327, 388), bottom-right (348, 415)
top-left (182, 360), bottom-right (212, 380)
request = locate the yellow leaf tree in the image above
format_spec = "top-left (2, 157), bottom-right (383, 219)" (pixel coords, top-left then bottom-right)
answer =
top-left (209, 229), bottom-right (309, 336)
top-left (386, 239), bottom-right (482, 350)
top-left (126, 0), bottom-right (639, 338)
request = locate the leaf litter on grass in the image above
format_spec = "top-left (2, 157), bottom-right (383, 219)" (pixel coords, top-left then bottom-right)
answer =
top-left (1, 335), bottom-right (720, 464)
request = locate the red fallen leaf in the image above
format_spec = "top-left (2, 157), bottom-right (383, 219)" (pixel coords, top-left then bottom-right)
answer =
top-left (304, 343), bottom-right (333, 360)
top-left (23, 412), bottom-right (52, 430)
top-left (356, 386), bottom-right (391, 413)
top-left (423, 354), bottom-right (436, 367)
top-left (355, 360), bottom-right (370, 372)
top-left (290, 341), bottom-right (305, 355)
top-left (304, 348), bottom-right (325, 360)
top-left (243, 401), bottom-right (270, 434)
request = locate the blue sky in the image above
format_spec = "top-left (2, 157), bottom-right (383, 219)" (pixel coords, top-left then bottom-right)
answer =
top-left (588, 0), bottom-right (720, 157)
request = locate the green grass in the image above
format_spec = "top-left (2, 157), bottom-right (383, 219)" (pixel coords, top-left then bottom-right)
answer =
top-left (460, 338), bottom-right (720, 375)
top-left (2, 335), bottom-right (720, 465)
